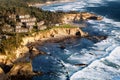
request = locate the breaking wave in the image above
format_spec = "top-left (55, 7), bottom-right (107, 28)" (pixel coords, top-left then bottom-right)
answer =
top-left (32, 0), bottom-right (120, 80)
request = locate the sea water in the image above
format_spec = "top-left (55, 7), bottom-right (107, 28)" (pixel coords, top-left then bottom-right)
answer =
top-left (32, 0), bottom-right (120, 80)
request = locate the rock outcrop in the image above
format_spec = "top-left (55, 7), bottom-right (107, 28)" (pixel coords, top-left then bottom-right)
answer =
top-left (0, 55), bottom-right (7, 64)
top-left (28, 46), bottom-right (46, 59)
top-left (7, 62), bottom-right (38, 80)
top-left (8, 62), bottom-right (33, 76)
top-left (61, 12), bottom-right (103, 24)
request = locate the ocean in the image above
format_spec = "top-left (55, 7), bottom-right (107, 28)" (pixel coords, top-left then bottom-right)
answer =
top-left (32, 0), bottom-right (120, 80)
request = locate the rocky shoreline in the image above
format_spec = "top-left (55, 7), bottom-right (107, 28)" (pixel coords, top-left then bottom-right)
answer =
top-left (0, 12), bottom-right (104, 80)
top-left (0, 30), bottom-right (107, 80)
top-left (0, 27), bottom-right (88, 80)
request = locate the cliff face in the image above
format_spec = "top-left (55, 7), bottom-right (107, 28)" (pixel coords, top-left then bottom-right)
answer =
top-left (21, 27), bottom-right (87, 45)
top-left (8, 63), bottom-right (33, 76)
top-left (61, 12), bottom-right (103, 24)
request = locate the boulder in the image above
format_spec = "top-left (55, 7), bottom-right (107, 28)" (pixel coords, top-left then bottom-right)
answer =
top-left (8, 62), bottom-right (33, 76)
top-left (59, 45), bottom-right (66, 49)
top-left (7, 62), bottom-right (42, 80)
top-left (29, 46), bottom-right (46, 59)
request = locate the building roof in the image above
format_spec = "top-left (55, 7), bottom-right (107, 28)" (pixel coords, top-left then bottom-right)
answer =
top-left (15, 28), bottom-right (28, 33)
top-left (37, 21), bottom-right (45, 26)
top-left (20, 18), bottom-right (36, 22)
top-left (19, 15), bottom-right (30, 19)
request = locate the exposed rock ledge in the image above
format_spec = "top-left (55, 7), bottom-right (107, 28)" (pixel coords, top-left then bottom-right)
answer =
top-left (61, 12), bottom-right (103, 24)
top-left (22, 27), bottom-right (87, 45)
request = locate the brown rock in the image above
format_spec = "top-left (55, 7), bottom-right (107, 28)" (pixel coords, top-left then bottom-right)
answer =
top-left (74, 63), bottom-right (87, 67)
top-left (8, 62), bottom-right (33, 76)
top-left (59, 45), bottom-right (66, 49)
top-left (7, 62), bottom-right (42, 80)
top-left (61, 12), bottom-right (103, 24)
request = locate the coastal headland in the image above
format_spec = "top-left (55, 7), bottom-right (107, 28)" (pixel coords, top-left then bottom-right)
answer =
top-left (0, 2), bottom-right (104, 79)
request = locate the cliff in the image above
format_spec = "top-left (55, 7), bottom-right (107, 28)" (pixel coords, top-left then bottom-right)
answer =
top-left (22, 27), bottom-right (87, 45)
top-left (0, 12), bottom-right (103, 79)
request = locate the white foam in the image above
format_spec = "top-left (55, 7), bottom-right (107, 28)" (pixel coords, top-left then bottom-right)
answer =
top-left (41, 0), bottom-right (106, 11)
top-left (70, 47), bottom-right (120, 80)
top-left (105, 47), bottom-right (120, 65)
top-left (66, 16), bottom-right (120, 80)
top-left (63, 63), bottom-right (80, 75)
top-left (69, 17), bottom-right (120, 79)
top-left (39, 0), bottom-right (120, 79)
top-left (41, 0), bottom-right (120, 12)
top-left (86, 0), bottom-right (104, 4)
top-left (67, 53), bottom-right (95, 64)
top-left (103, 17), bottom-right (120, 27)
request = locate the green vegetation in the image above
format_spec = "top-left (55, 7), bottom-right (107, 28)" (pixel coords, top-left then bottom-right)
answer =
top-left (29, 7), bottom-right (64, 24)
top-left (0, 34), bottom-right (23, 54)
top-left (54, 24), bottom-right (77, 28)
top-left (0, 24), bottom-right (77, 54)
top-left (0, 0), bottom-right (64, 54)
top-left (0, 0), bottom-right (64, 29)
top-left (0, 0), bottom-right (79, 55)
top-left (39, 24), bottom-right (76, 31)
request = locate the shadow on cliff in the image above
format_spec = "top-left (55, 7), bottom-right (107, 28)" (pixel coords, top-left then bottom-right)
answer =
top-left (0, 44), bottom-right (47, 80)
